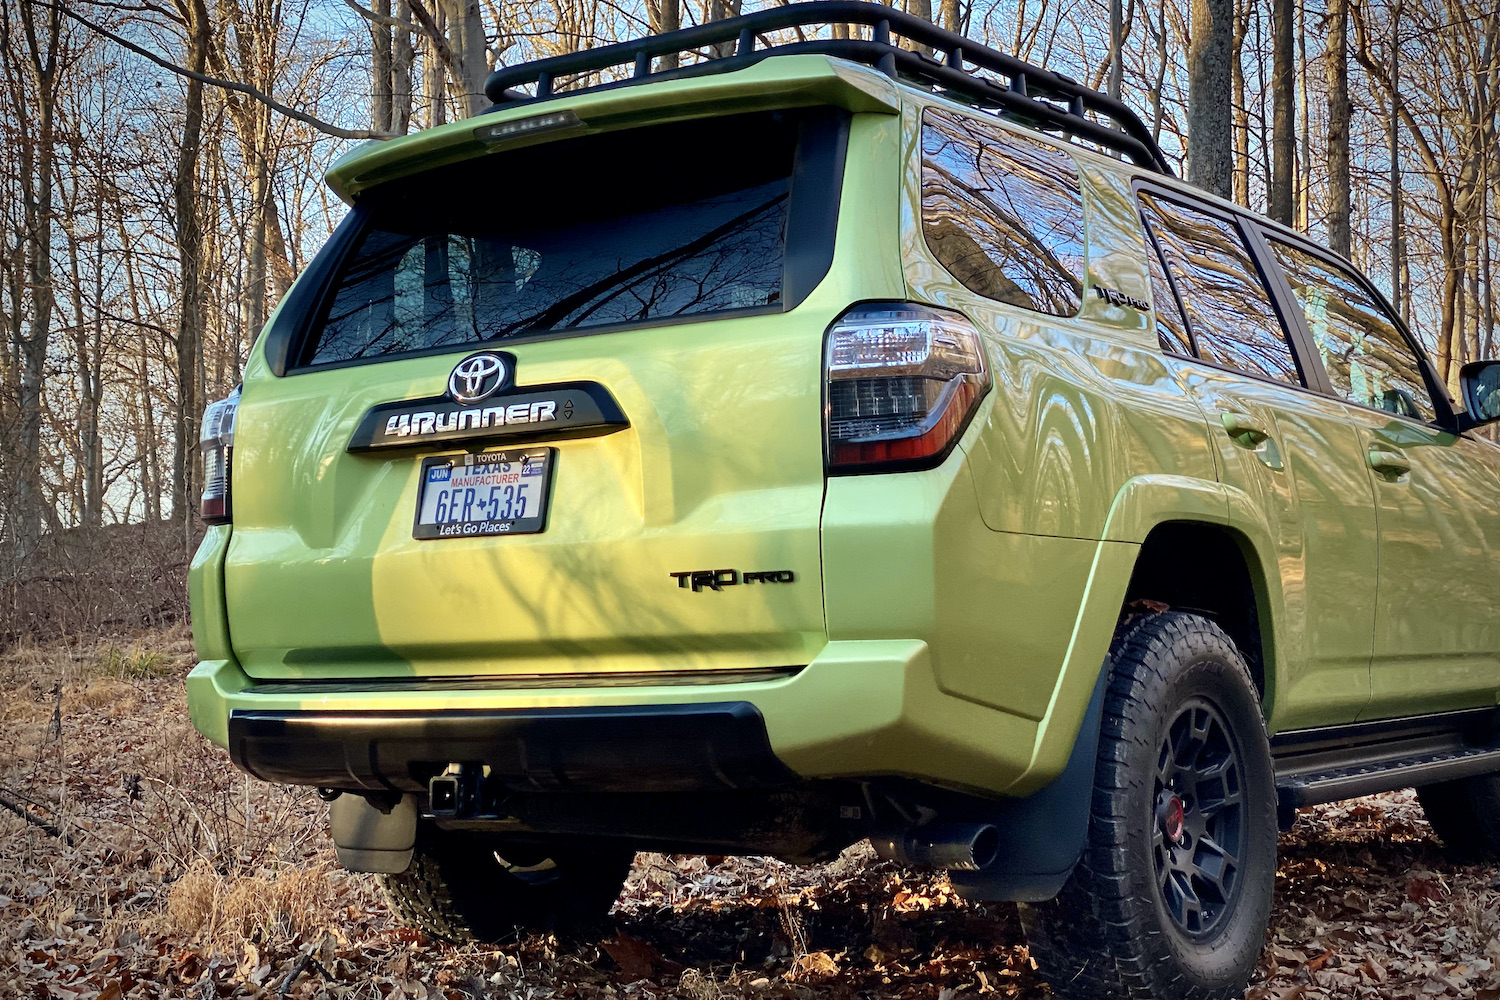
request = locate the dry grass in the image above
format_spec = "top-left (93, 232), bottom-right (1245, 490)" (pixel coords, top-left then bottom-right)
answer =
top-left (164, 858), bottom-right (335, 946)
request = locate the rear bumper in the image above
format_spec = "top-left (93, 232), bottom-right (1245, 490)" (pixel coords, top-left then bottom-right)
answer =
top-left (228, 702), bottom-right (797, 793)
top-left (188, 639), bottom-right (1041, 796)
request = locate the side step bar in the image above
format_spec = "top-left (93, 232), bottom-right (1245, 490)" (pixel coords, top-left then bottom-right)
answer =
top-left (1273, 708), bottom-right (1500, 809)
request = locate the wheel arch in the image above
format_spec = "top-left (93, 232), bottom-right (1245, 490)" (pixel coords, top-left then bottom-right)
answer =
top-left (1100, 475), bottom-right (1284, 709)
top-left (1013, 476), bottom-right (1283, 794)
top-left (1124, 520), bottom-right (1278, 704)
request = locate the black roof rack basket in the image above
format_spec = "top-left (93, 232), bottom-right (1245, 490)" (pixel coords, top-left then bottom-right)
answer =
top-left (482, 0), bottom-right (1173, 176)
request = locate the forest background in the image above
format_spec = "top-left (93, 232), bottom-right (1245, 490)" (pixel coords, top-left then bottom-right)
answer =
top-left (0, 0), bottom-right (1496, 636)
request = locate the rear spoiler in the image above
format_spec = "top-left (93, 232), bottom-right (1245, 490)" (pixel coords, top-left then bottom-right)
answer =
top-left (324, 53), bottom-right (898, 205)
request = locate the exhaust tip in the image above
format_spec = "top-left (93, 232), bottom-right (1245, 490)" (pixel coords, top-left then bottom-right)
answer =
top-left (871, 822), bottom-right (1000, 871)
top-left (967, 824), bottom-right (999, 871)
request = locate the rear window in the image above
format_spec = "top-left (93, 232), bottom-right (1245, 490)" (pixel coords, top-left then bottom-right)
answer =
top-left (304, 111), bottom-right (810, 368)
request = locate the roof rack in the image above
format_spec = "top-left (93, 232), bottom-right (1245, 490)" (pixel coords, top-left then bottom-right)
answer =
top-left (482, 0), bottom-right (1173, 176)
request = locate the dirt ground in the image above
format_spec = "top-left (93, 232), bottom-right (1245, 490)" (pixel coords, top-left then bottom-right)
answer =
top-left (2, 628), bottom-right (1499, 1000)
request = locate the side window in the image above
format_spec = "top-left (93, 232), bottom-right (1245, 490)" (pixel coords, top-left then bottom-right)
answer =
top-left (921, 108), bottom-right (1085, 316)
top-left (1138, 193), bottom-right (1302, 385)
top-left (1268, 240), bottom-right (1436, 422)
top-left (1141, 225), bottom-right (1192, 355)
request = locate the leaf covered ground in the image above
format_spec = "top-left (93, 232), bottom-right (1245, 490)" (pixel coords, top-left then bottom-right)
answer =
top-left (3, 629), bottom-right (1500, 1000)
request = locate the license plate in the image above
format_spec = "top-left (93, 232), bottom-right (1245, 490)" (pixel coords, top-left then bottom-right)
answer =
top-left (414, 448), bottom-right (554, 539)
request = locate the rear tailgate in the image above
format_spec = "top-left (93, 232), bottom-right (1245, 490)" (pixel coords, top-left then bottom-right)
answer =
top-left (226, 316), bottom-right (830, 679)
top-left (223, 100), bottom-right (898, 681)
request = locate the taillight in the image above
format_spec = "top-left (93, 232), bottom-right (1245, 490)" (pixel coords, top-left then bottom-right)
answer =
top-left (200, 387), bottom-right (240, 524)
top-left (825, 303), bottom-right (990, 472)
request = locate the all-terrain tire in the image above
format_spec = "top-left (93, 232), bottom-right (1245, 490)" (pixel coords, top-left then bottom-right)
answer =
top-left (1417, 775), bottom-right (1500, 864)
top-left (1019, 611), bottom-right (1278, 1000)
top-left (381, 825), bottom-right (636, 943)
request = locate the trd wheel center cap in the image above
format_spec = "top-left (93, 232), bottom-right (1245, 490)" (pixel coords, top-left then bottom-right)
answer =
top-left (1160, 794), bottom-right (1186, 845)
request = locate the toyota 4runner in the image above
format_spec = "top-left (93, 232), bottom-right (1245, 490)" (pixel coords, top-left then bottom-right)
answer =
top-left (185, 4), bottom-right (1500, 997)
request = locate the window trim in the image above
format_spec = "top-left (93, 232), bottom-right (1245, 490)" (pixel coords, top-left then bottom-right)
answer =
top-left (1131, 181), bottom-right (1318, 392)
top-left (270, 107), bottom-right (850, 377)
top-left (917, 106), bottom-right (1087, 321)
top-left (1250, 221), bottom-right (1459, 431)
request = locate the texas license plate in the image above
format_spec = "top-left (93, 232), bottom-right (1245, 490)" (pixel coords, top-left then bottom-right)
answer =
top-left (414, 448), bottom-right (554, 539)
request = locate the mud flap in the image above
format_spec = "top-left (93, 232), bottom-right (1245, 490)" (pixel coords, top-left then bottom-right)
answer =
top-left (330, 793), bottom-right (417, 874)
top-left (948, 666), bottom-right (1108, 902)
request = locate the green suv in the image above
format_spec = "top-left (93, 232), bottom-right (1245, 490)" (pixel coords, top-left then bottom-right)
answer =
top-left (185, 3), bottom-right (1500, 997)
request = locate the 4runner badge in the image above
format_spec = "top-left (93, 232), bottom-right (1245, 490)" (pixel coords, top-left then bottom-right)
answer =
top-left (346, 355), bottom-right (630, 453)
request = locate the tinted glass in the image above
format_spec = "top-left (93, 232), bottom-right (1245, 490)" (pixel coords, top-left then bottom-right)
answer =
top-left (307, 113), bottom-right (798, 366)
top-left (1140, 194), bottom-right (1301, 384)
top-left (1141, 225), bottom-right (1192, 354)
top-left (921, 108), bottom-right (1085, 316)
top-left (1270, 240), bottom-right (1436, 422)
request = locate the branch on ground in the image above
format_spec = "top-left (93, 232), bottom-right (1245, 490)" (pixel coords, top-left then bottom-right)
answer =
top-left (0, 790), bottom-right (73, 847)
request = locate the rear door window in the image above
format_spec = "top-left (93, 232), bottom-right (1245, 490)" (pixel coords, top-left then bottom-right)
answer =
top-left (304, 111), bottom-right (816, 368)
top-left (1268, 239), bottom-right (1436, 422)
top-left (1139, 193), bottom-right (1302, 385)
top-left (920, 108), bottom-right (1085, 316)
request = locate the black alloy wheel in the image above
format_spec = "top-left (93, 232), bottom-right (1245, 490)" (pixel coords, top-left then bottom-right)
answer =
top-left (1152, 698), bottom-right (1246, 938)
top-left (1019, 610), bottom-right (1277, 1000)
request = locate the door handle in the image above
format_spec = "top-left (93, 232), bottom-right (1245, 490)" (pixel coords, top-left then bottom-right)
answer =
top-left (1367, 449), bottom-right (1411, 475)
top-left (1220, 411), bottom-right (1269, 442)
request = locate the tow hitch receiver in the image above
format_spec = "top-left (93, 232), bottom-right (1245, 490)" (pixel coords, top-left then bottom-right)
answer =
top-left (427, 766), bottom-right (487, 819)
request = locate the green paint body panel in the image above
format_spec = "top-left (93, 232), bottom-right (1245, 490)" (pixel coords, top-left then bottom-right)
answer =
top-left (187, 53), bottom-right (1500, 802)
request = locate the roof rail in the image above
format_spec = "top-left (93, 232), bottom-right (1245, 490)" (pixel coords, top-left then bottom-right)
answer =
top-left (482, 0), bottom-right (1173, 176)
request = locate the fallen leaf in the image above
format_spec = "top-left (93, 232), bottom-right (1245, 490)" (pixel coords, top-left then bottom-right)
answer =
top-left (792, 952), bottom-right (840, 978)
top-left (1407, 876), bottom-right (1446, 903)
top-left (602, 933), bottom-right (661, 981)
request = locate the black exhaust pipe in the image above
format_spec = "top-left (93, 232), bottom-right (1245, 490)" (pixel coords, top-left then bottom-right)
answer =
top-left (870, 822), bottom-right (1000, 871)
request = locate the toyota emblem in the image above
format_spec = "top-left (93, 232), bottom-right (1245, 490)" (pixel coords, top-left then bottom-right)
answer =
top-left (448, 353), bottom-right (509, 404)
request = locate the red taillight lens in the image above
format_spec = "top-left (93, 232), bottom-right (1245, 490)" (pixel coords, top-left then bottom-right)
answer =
top-left (200, 388), bottom-right (240, 524)
top-left (825, 303), bottom-right (990, 472)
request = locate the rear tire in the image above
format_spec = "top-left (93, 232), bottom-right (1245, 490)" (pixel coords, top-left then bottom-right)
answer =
top-left (1417, 775), bottom-right (1500, 863)
top-left (1020, 611), bottom-right (1278, 1000)
top-left (381, 824), bottom-right (635, 943)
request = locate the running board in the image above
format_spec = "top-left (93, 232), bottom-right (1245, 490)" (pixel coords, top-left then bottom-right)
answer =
top-left (1272, 709), bottom-right (1500, 809)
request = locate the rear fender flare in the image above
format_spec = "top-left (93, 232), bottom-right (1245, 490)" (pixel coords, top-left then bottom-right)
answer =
top-left (1012, 476), bottom-right (1281, 795)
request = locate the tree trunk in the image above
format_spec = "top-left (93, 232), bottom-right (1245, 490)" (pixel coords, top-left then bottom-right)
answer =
top-left (651, 0), bottom-right (681, 70)
top-left (448, 0), bottom-right (487, 117)
top-left (172, 0), bottom-right (212, 529)
top-left (1270, 0), bottom-right (1295, 224)
top-left (12, 0), bottom-right (64, 554)
top-left (1232, 0), bottom-right (1249, 205)
top-left (1388, 1), bottom-right (1403, 315)
top-left (371, 0), bottom-right (394, 131)
top-left (1188, 0), bottom-right (1234, 198)
top-left (939, 0), bottom-right (962, 33)
top-left (1296, 0), bottom-right (1310, 229)
top-left (1109, 0), bottom-right (1124, 101)
top-left (708, 0), bottom-right (743, 58)
top-left (1325, 0), bottom-right (1351, 257)
top-left (393, 1), bottom-right (415, 133)
top-left (424, 3), bottom-right (447, 127)
top-left (1150, 0), bottom-right (1169, 142)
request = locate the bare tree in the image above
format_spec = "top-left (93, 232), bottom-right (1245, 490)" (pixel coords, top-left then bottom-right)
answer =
top-left (1325, 0), bottom-right (1351, 256)
top-left (649, 0), bottom-right (681, 69)
top-left (1, 0), bottom-right (68, 553)
top-left (1270, 0), bottom-right (1294, 223)
top-left (1188, 0), bottom-right (1234, 198)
